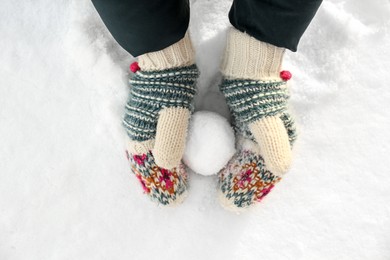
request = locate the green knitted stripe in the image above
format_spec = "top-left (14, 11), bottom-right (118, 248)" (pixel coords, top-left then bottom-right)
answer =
top-left (220, 79), bottom-right (289, 125)
top-left (123, 65), bottom-right (199, 142)
top-left (222, 80), bottom-right (285, 93)
top-left (280, 112), bottom-right (297, 145)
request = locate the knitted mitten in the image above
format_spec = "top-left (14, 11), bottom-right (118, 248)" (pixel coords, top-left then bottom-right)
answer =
top-left (123, 33), bottom-right (199, 206)
top-left (218, 28), bottom-right (297, 211)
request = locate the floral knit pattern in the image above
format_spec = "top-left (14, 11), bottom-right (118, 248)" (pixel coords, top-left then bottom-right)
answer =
top-left (126, 150), bottom-right (188, 205)
top-left (218, 150), bottom-right (281, 209)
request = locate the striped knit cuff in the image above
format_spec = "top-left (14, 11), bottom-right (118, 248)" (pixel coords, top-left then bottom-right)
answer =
top-left (123, 65), bottom-right (199, 142)
top-left (221, 28), bottom-right (285, 80)
top-left (138, 32), bottom-right (195, 71)
top-left (220, 79), bottom-right (289, 125)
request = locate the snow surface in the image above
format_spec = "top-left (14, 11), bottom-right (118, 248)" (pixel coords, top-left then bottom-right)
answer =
top-left (183, 111), bottom-right (236, 176)
top-left (1, 0), bottom-right (390, 259)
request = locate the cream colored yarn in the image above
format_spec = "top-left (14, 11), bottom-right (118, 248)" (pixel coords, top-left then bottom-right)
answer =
top-left (153, 108), bottom-right (191, 169)
top-left (127, 32), bottom-right (196, 169)
top-left (138, 32), bottom-right (195, 71)
top-left (221, 28), bottom-right (292, 176)
top-left (249, 117), bottom-right (292, 176)
top-left (221, 28), bottom-right (285, 81)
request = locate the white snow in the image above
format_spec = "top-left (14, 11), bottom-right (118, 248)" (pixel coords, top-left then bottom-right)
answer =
top-left (1, 0), bottom-right (390, 259)
top-left (183, 111), bottom-right (236, 176)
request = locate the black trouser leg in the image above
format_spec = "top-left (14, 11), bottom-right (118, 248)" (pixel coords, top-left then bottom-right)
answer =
top-left (91, 0), bottom-right (321, 56)
top-left (229, 0), bottom-right (322, 51)
top-left (91, 0), bottom-right (190, 57)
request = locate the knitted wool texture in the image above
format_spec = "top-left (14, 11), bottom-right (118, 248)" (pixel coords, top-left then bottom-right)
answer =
top-left (219, 150), bottom-right (281, 210)
top-left (138, 31), bottom-right (194, 71)
top-left (123, 65), bottom-right (198, 142)
top-left (219, 79), bottom-right (297, 210)
top-left (123, 33), bottom-right (199, 206)
top-left (219, 79), bottom-right (297, 145)
top-left (126, 150), bottom-right (189, 206)
top-left (218, 28), bottom-right (297, 211)
top-left (123, 65), bottom-right (199, 205)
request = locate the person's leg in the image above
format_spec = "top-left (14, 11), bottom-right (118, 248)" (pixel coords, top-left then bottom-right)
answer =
top-left (92, 1), bottom-right (199, 206)
top-left (218, 0), bottom-right (322, 211)
top-left (91, 0), bottom-right (190, 56)
top-left (229, 0), bottom-right (322, 52)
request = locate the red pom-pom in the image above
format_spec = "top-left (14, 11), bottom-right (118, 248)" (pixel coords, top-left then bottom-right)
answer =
top-left (130, 62), bottom-right (140, 73)
top-left (280, 70), bottom-right (292, 81)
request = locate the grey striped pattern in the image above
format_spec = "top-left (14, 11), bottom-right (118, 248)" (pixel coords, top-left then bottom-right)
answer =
top-left (220, 79), bottom-right (289, 124)
top-left (220, 78), bottom-right (297, 145)
top-left (123, 65), bottom-right (199, 142)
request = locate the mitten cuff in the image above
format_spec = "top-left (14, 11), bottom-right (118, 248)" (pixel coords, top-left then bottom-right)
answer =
top-left (138, 32), bottom-right (195, 71)
top-left (221, 28), bottom-right (285, 80)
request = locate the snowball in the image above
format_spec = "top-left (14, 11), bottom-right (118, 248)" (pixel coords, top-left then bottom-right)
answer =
top-left (183, 111), bottom-right (236, 176)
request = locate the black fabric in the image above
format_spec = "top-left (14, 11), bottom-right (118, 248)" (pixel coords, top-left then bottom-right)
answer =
top-left (91, 0), bottom-right (321, 56)
top-left (91, 0), bottom-right (190, 57)
top-left (229, 0), bottom-right (322, 52)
